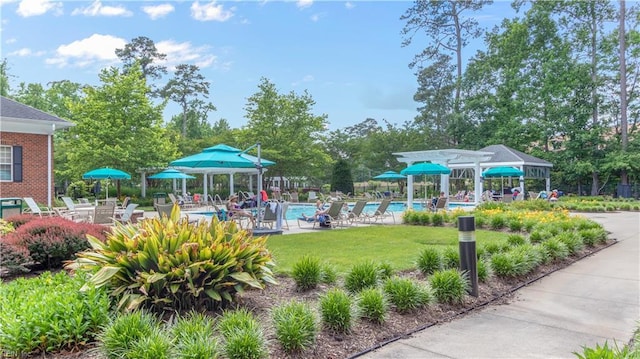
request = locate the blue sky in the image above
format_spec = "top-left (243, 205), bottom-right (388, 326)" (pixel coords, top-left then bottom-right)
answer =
top-left (1, 0), bottom-right (518, 130)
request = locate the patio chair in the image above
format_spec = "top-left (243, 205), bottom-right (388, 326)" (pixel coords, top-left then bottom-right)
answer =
top-left (23, 197), bottom-right (55, 217)
top-left (297, 201), bottom-right (345, 229)
top-left (155, 203), bottom-right (174, 219)
top-left (92, 204), bottom-right (116, 225)
top-left (168, 193), bottom-right (179, 205)
top-left (346, 200), bottom-right (368, 224)
top-left (289, 192), bottom-right (299, 203)
top-left (430, 197), bottom-right (447, 213)
top-left (260, 201), bottom-right (278, 228)
top-left (307, 191), bottom-right (319, 203)
top-left (56, 196), bottom-right (93, 222)
top-left (116, 203), bottom-right (139, 224)
top-left (365, 198), bottom-right (395, 224)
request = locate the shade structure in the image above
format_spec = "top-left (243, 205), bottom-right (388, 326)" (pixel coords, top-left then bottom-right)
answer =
top-left (373, 171), bottom-right (407, 180)
top-left (482, 166), bottom-right (524, 178)
top-left (82, 167), bottom-right (131, 180)
top-left (148, 169), bottom-right (195, 180)
top-left (482, 166), bottom-right (524, 199)
top-left (170, 144), bottom-right (276, 169)
top-left (82, 167), bottom-right (131, 199)
top-left (400, 162), bottom-right (451, 176)
top-left (373, 171), bottom-right (406, 192)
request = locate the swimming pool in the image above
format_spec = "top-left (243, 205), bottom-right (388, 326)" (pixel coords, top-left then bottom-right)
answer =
top-left (192, 201), bottom-right (474, 221)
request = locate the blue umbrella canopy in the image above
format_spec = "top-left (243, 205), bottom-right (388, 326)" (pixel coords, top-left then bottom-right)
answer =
top-left (373, 171), bottom-right (407, 180)
top-left (82, 167), bottom-right (130, 200)
top-left (170, 144), bottom-right (276, 169)
top-left (82, 167), bottom-right (131, 180)
top-left (149, 169), bottom-right (195, 180)
top-left (482, 166), bottom-right (524, 178)
top-left (401, 162), bottom-right (451, 175)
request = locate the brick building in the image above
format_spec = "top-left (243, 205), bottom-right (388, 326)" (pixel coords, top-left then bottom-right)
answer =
top-left (0, 96), bottom-right (74, 207)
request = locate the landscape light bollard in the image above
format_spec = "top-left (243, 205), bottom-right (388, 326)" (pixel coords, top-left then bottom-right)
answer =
top-left (458, 216), bottom-right (478, 297)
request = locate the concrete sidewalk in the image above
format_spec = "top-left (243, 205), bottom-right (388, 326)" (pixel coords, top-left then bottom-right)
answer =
top-left (357, 211), bottom-right (640, 359)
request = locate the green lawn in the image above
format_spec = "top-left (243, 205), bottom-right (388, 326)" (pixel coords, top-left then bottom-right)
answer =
top-left (266, 225), bottom-right (509, 275)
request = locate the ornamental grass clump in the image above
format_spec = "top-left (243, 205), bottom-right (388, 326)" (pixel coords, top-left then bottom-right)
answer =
top-left (0, 271), bottom-right (110, 358)
top-left (416, 247), bottom-right (442, 276)
top-left (67, 206), bottom-right (276, 312)
top-left (356, 287), bottom-right (389, 324)
top-left (125, 326), bottom-right (172, 359)
top-left (477, 258), bottom-right (491, 282)
top-left (271, 300), bottom-right (318, 354)
top-left (506, 234), bottom-right (527, 247)
top-left (99, 310), bottom-right (160, 359)
top-left (382, 277), bottom-right (433, 313)
top-left (171, 312), bottom-right (219, 359)
top-left (377, 262), bottom-right (395, 280)
top-left (442, 246), bottom-right (460, 270)
top-left (218, 309), bottom-right (267, 359)
top-left (578, 227), bottom-right (608, 247)
top-left (291, 255), bottom-right (321, 291)
top-left (490, 244), bottom-right (542, 278)
top-left (320, 288), bottom-right (353, 333)
top-left (554, 231), bottom-right (584, 255)
top-left (429, 269), bottom-right (469, 305)
top-left (431, 213), bottom-right (445, 226)
top-left (540, 237), bottom-right (570, 262)
top-left (344, 260), bottom-right (380, 293)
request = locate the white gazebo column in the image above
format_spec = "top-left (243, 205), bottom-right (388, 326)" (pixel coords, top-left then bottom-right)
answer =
top-left (407, 175), bottom-right (414, 209)
top-left (474, 162), bottom-right (483, 205)
top-left (546, 176), bottom-right (551, 192)
top-left (203, 173), bottom-right (208, 202)
top-left (519, 166), bottom-right (525, 198)
top-left (182, 179), bottom-right (187, 196)
top-left (141, 172), bottom-right (146, 198)
top-left (172, 179), bottom-right (177, 193)
top-left (440, 174), bottom-right (450, 210)
top-left (229, 173), bottom-right (235, 195)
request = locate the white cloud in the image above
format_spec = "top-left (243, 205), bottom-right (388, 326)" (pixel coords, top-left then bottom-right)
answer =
top-left (8, 48), bottom-right (32, 56)
top-left (297, 0), bottom-right (312, 9)
top-left (5, 38), bottom-right (17, 44)
top-left (156, 40), bottom-right (220, 70)
top-left (142, 3), bottom-right (174, 20)
top-left (344, 2), bottom-right (355, 10)
top-left (310, 13), bottom-right (321, 22)
top-left (16, 0), bottom-right (62, 17)
top-left (71, 0), bottom-right (132, 17)
top-left (292, 74), bottom-right (314, 87)
top-left (46, 34), bottom-right (126, 68)
top-left (191, 1), bottom-right (234, 22)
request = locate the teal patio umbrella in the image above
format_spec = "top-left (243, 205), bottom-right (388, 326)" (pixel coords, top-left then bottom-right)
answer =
top-left (482, 166), bottom-right (524, 196)
top-left (148, 169), bottom-right (196, 180)
top-left (400, 162), bottom-right (451, 176)
top-left (401, 163), bottom-right (451, 203)
top-left (373, 171), bottom-right (406, 192)
top-left (170, 144), bottom-right (275, 169)
top-left (82, 167), bottom-right (131, 199)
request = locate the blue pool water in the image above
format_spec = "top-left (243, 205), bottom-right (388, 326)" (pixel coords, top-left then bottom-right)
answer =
top-left (193, 201), bottom-right (474, 221)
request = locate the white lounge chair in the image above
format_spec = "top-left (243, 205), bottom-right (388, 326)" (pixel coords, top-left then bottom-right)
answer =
top-left (23, 197), bottom-right (55, 217)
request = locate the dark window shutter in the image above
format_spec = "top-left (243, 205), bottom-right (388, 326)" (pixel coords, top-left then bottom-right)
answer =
top-left (13, 146), bottom-right (22, 182)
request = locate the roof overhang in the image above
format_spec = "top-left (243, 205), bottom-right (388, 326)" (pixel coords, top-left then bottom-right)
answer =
top-left (394, 149), bottom-right (495, 165)
top-left (0, 116), bottom-right (75, 135)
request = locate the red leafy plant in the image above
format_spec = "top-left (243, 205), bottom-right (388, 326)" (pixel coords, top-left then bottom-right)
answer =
top-left (3, 217), bottom-right (109, 271)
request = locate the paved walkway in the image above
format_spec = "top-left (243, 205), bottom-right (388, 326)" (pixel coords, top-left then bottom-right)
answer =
top-left (355, 211), bottom-right (640, 358)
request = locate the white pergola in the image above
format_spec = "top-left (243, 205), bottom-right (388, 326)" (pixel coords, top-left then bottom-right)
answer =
top-left (395, 145), bottom-right (554, 209)
top-left (394, 149), bottom-right (494, 208)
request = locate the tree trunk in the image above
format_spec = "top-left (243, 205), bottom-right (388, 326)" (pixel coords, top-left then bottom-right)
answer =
top-left (591, 172), bottom-right (599, 196)
top-left (620, 0), bottom-right (629, 184)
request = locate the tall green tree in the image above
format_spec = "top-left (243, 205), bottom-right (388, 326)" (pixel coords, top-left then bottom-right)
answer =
top-left (0, 59), bottom-right (13, 96)
top-left (240, 77), bottom-right (330, 188)
top-left (401, 0), bottom-right (492, 118)
top-left (330, 159), bottom-right (354, 194)
top-left (65, 65), bottom-right (178, 185)
top-left (161, 64), bottom-right (215, 138)
top-left (115, 36), bottom-right (167, 82)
